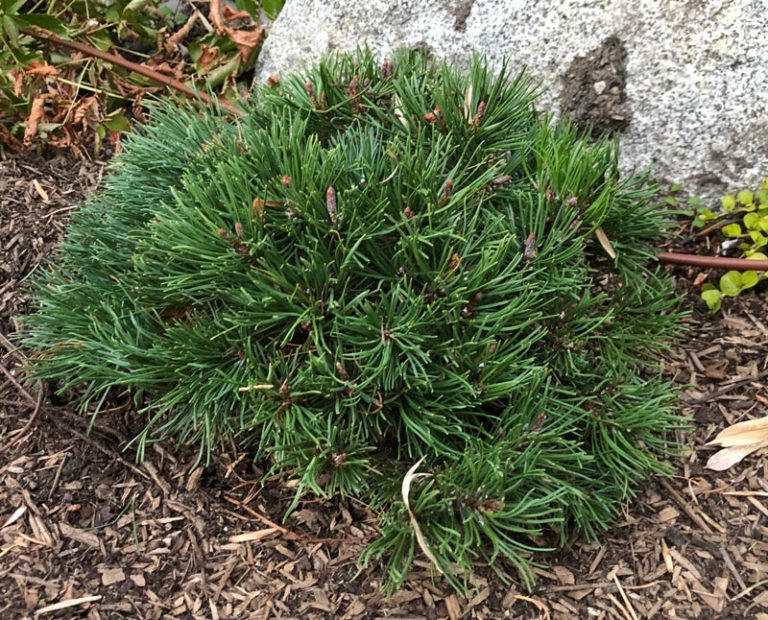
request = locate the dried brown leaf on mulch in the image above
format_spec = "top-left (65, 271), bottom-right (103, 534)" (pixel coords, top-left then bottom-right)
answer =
top-left (2, 149), bottom-right (768, 619)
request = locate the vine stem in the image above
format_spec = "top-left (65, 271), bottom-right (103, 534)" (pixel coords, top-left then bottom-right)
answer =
top-left (657, 252), bottom-right (768, 271)
top-left (21, 27), bottom-right (245, 117)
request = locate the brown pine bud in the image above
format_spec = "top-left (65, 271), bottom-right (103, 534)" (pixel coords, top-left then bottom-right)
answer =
top-left (347, 74), bottom-right (359, 98)
top-left (523, 231), bottom-right (537, 261)
top-left (471, 100), bottom-right (486, 127)
top-left (326, 186), bottom-right (337, 223)
top-left (442, 179), bottom-right (454, 202)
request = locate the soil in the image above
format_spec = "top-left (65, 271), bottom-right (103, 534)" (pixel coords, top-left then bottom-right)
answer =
top-left (2, 149), bottom-right (768, 619)
top-left (560, 37), bottom-right (632, 137)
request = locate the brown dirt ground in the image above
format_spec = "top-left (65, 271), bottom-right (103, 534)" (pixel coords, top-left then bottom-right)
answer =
top-left (2, 149), bottom-right (768, 620)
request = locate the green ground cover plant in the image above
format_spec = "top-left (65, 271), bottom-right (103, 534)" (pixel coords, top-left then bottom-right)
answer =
top-left (695, 179), bottom-right (768, 312)
top-left (23, 49), bottom-right (685, 591)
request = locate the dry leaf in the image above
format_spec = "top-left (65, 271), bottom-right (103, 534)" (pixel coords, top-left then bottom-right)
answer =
top-left (706, 442), bottom-right (768, 471)
top-left (2, 505), bottom-right (27, 529)
top-left (72, 96), bottom-right (100, 128)
top-left (32, 179), bottom-right (49, 203)
top-left (24, 96), bottom-right (46, 143)
top-left (165, 10), bottom-right (199, 52)
top-left (595, 226), bottom-right (617, 259)
top-left (222, 5), bottom-right (251, 21)
top-left (33, 595), bottom-right (101, 617)
top-left (9, 69), bottom-right (25, 96)
top-left (209, 0), bottom-right (224, 32)
top-left (225, 26), bottom-right (264, 62)
top-left (707, 415), bottom-right (768, 447)
top-left (401, 458), bottom-right (443, 574)
top-left (25, 62), bottom-right (59, 77)
top-left (228, 528), bottom-right (279, 543)
top-left (198, 44), bottom-right (221, 70)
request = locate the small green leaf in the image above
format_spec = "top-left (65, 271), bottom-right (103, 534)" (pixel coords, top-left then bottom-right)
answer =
top-left (749, 231), bottom-right (767, 248)
top-left (701, 287), bottom-right (723, 313)
top-left (756, 189), bottom-right (768, 206)
top-left (737, 189), bottom-right (754, 205)
top-left (15, 13), bottom-right (66, 33)
top-left (670, 182), bottom-right (684, 192)
top-left (744, 212), bottom-right (760, 230)
top-left (741, 271), bottom-right (760, 289)
top-left (3, 14), bottom-right (20, 45)
top-left (687, 196), bottom-right (703, 207)
top-left (719, 271), bottom-right (742, 296)
top-left (122, 0), bottom-right (148, 16)
top-left (263, 0), bottom-right (286, 19)
top-left (721, 223), bottom-right (742, 238)
top-left (721, 194), bottom-right (737, 213)
top-left (235, 0), bottom-right (259, 18)
top-left (102, 110), bottom-right (131, 133)
top-left (747, 251), bottom-right (768, 260)
top-left (759, 216), bottom-right (768, 233)
top-left (0, 0), bottom-right (25, 14)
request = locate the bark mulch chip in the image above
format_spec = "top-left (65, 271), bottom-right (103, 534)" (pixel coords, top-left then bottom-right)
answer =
top-left (2, 149), bottom-right (768, 619)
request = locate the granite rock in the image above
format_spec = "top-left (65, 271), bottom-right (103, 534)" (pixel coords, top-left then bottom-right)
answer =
top-left (256, 0), bottom-right (768, 201)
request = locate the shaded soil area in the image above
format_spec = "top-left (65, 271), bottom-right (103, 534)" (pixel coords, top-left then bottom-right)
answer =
top-left (2, 149), bottom-right (768, 619)
top-left (560, 36), bottom-right (631, 137)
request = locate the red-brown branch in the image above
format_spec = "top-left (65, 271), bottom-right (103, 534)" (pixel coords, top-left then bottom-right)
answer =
top-left (21, 27), bottom-right (245, 117)
top-left (658, 252), bottom-right (768, 271)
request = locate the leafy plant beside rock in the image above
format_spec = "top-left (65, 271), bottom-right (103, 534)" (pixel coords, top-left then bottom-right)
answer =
top-left (23, 50), bottom-right (686, 591)
top-left (695, 179), bottom-right (768, 312)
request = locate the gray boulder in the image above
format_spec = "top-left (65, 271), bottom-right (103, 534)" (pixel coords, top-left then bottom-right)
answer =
top-left (255, 0), bottom-right (768, 202)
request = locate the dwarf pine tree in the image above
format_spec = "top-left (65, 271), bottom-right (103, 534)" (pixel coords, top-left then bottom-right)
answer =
top-left (24, 49), bottom-right (685, 591)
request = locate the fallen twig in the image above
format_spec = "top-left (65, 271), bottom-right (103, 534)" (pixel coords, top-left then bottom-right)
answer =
top-left (657, 252), bottom-right (768, 271)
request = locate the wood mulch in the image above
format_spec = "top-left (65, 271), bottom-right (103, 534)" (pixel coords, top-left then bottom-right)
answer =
top-left (2, 148), bottom-right (768, 619)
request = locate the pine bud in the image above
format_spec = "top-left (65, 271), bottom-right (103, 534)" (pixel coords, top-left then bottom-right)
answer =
top-left (470, 100), bottom-right (486, 127)
top-left (347, 74), bottom-right (359, 98)
top-left (335, 361), bottom-right (349, 380)
top-left (326, 186), bottom-right (337, 223)
top-left (523, 231), bottom-right (537, 261)
top-left (282, 175), bottom-right (291, 186)
top-left (381, 59), bottom-right (393, 78)
top-left (403, 205), bottom-right (414, 219)
top-left (440, 179), bottom-right (454, 205)
top-left (234, 222), bottom-right (243, 237)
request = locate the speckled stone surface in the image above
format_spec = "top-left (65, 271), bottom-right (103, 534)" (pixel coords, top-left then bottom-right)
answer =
top-left (256, 0), bottom-right (768, 201)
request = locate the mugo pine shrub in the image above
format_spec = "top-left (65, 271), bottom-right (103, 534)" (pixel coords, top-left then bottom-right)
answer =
top-left (25, 50), bottom-right (685, 590)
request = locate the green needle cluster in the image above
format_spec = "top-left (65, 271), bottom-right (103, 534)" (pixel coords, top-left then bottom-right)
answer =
top-left (23, 49), bottom-right (686, 592)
